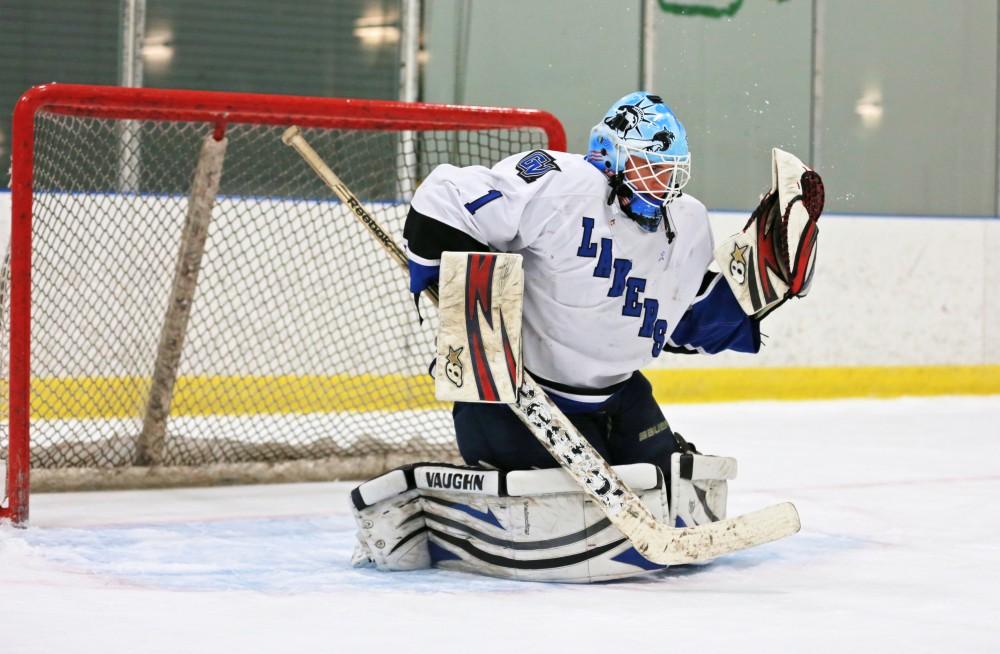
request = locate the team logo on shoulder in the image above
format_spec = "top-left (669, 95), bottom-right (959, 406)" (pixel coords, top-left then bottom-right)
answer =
top-left (515, 150), bottom-right (560, 183)
top-left (445, 345), bottom-right (464, 387)
top-left (728, 243), bottom-right (749, 285)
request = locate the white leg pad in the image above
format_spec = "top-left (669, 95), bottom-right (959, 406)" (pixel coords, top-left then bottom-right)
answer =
top-left (350, 463), bottom-right (672, 582)
top-left (352, 488), bottom-right (430, 571)
top-left (669, 452), bottom-right (737, 528)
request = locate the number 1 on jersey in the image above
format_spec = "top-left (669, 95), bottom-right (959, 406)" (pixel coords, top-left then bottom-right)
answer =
top-left (464, 190), bottom-right (502, 215)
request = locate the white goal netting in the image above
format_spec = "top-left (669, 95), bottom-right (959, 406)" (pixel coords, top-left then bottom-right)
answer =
top-left (0, 91), bottom-right (559, 495)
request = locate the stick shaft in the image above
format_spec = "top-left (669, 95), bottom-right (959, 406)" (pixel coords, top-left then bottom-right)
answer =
top-left (282, 127), bottom-right (438, 303)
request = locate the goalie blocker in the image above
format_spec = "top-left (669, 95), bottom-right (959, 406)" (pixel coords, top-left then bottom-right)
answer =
top-left (434, 251), bottom-right (524, 403)
top-left (350, 453), bottom-right (735, 583)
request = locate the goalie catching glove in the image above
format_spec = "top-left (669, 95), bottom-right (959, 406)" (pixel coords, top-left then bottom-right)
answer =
top-left (715, 148), bottom-right (825, 318)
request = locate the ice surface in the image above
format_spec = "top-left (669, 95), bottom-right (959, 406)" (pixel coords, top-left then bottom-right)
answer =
top-left (2, 397), bottom-right (999, 653)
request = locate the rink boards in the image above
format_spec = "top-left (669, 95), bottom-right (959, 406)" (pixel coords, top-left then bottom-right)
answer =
top-left (0, 190), bottom-right (997, 420)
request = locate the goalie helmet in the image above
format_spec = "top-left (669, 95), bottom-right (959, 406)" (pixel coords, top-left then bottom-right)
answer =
top-left (586, 91), bottom-right (691, 232)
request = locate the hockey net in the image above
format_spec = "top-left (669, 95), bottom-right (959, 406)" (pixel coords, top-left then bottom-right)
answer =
top-left (0, 84), bottom-right (565, 524)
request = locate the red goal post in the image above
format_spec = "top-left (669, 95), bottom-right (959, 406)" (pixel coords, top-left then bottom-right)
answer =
top-left (1, 83), bottom-right (566, 525)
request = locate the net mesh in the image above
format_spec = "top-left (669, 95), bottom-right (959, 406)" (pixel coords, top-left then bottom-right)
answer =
top-left (0, 109), bottom-right (549, 488)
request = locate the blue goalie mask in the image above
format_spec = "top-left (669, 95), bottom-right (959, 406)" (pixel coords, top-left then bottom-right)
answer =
top-left (586, 92), bottom-right (691, 232)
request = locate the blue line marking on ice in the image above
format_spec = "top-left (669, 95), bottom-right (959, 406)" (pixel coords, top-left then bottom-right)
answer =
top-left (17, 516), bottom-right (533, 594)
top-left (606, 531), bottom-right (872, 584)
top-left (9, 516), bottom-right (868, 593)
top-left (677, 531), bottom-right (870, 573)
top-left (2, 517), bottom-right (875, 596)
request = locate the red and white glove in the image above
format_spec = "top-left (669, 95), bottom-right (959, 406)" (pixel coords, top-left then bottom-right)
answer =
top-left (715, 148), bottom-right (825, 318)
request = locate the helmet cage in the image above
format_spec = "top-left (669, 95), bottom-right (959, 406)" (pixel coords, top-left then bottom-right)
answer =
top-left (614, 142), bottom-right (691, 208)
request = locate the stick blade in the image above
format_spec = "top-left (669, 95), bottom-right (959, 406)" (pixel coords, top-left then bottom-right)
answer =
top-left (638, 502), bottom-right (801, 565)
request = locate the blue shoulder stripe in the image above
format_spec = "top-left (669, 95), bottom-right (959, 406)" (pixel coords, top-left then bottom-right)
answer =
top-left (408, 259), bottom-right (440, 294)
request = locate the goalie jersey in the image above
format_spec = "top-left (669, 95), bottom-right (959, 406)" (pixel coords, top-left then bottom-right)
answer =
top-left (404, 150), bottom-right (759, 411)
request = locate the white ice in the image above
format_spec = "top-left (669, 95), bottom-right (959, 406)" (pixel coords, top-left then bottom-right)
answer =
top-left (2, 396), bottom-right (999, 654)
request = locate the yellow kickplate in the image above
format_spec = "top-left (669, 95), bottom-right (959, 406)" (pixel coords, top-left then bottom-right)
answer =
top-left (644, 365), bottom-right (1000, 404)
top-left (4, 365), bottom-right (998, 419)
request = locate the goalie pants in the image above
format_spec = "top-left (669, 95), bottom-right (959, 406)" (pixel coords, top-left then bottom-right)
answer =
top-left (453, 371), bottom-right (683, 473)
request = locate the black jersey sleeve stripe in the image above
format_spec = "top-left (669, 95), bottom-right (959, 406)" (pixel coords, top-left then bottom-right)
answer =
top-left (403, 206), bottom-right (489, 260)
top-left (526, 369), bottom-right (632, 396)
top-left (696, 271), bottom-right (718, 298)
top-left (661, 343), bottom-right (701, 355)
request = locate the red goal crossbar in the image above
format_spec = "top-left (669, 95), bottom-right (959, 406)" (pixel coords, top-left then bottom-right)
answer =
top-left (2, 83), bottom-right (566, 526)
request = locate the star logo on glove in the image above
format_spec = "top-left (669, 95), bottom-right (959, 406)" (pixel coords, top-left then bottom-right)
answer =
top-left (445, 346), bottom-right (464, 388)
top-left (730, 243), bottom-right (748, 264)
top-left (728, 243), bottom-right (749, 285)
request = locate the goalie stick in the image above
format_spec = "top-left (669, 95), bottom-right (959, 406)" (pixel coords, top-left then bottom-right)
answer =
top-left (281, 125), bottom-right (800, 564)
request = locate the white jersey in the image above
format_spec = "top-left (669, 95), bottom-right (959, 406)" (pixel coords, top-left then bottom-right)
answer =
top-left (407, 149), bottom-right (714, 398)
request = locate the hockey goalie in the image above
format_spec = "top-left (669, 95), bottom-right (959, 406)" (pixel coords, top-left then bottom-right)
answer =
top-left (348, 92), bottom-right (824, 582)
